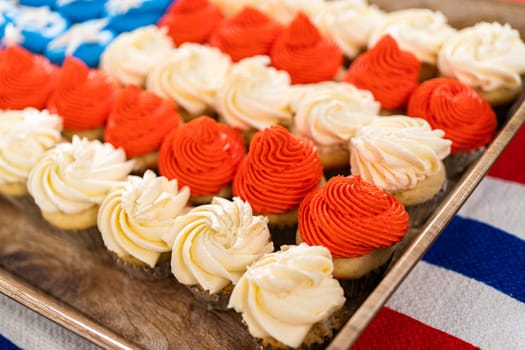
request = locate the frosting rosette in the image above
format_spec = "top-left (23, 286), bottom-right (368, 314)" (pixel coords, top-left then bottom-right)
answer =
top-left (209, 6), bottom-right (283, 62)
top-left (163, 196), bottom-right (273, 292)
top-left (253, 0), bottom-right (325, 25)
top-left (228, 243), bottom-right (345, 348)
top-left (146, 43), bottom-right (231, 116)
top-left (158, 116), bottom-right (245, 197)
top-left (345, 35), bottom-right (420, 111)
top-left (408, 78), bottom-right (497, 154)
top-left (314, 0), bottom-right (384, 59)
top-left (215, 55), bottom-right (293, 131)
top-left (0, 108), bottom-right (62, 187)
top-left (438, 22), bottom-right (525, 93)
top-left (104, 85), bottom-right (181, 158)
top-left (0, 45), bottom-right (57, 110)
top-left (98, 170), bottom-right (190, 267)
top-left (157, 0), bottom-right (224, 46)
top-left (298, 176), bottom-right (409, 258)
top-left (368, 9), bottom-right (456, 65)
top-left (270, 12), bottom-right (343, 84)
top-left (100, 25), bottom-right (174, 87)
top-left (350, 116), bottom-right (451, 193)
top-left (47, 56), bottom-right (119, 132)
top-left (292, 81), bottom-right (380, 147)
top-left (233, 125), bottom-right (323, 214)
top-left (27, 136), bottom-right (134, 215)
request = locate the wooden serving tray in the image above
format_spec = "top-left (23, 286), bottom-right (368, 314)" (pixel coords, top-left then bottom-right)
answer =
top-left (1, 1), bottom-right (525, 349)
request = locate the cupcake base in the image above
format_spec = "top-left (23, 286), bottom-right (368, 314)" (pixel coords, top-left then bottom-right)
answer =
top-left (110, 252), bottom-right (172, 280)
top-left (264, 209), bottom-right (299, 249)
top-left (444, 148), bottom-right (485, 179)
top-left (404, 178), bottom-right (448, 228)
top-left (187, 284), bottom-right (233, 311)
top-left (131, 151), bottom-right (159, 175)
top-left (337, 254), bottom-right (392, 298)
top-left (63, 127), bottom-right (105, 141)
top-left (190, 186), bottom-right (232, 205)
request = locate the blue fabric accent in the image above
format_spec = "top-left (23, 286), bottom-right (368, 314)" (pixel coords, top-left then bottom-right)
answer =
top-left (0, 335), bottom-right (20, 350)
top-left (423, 216), bottom-right (525, 302)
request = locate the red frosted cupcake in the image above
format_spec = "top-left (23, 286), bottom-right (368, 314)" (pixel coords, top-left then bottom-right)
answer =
top-left (158, 116), bottom-right (245, 204)
top-left (270, 12), bottom-right (343, 84)
top-left (407, 78), bottom-right (497, 178)
top-left (0, 46), bottom-right (57, 110)
top-left (209, 6), bottom-right (283, 62)
top-left (297, 175), bottom-right (409, 296)
top-left (157, 0), bottom-right (224, 46)
top-left (105, 85), bottom-right (181, 173)
top-left (345, 35), bottom-right (420, 113)
top-left (47, 56), bottom-right (119, 141)
top-left (233, 125), bottom-right (323, 247)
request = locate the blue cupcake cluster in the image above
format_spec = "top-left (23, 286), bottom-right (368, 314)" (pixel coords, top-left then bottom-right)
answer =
top-left (1, 0), bottom-right (176, 67)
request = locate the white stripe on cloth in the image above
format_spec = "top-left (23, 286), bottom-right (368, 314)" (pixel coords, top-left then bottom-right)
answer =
top-left (386, 262), bottom-right (525, 350)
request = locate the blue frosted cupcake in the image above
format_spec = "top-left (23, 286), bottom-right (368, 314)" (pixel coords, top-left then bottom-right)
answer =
top-left (104, 0), bottom-right (173, 33)
top-left (54, 0), bottom-right (106, 23)
top-left (45, 18), bottom-right (115, 67)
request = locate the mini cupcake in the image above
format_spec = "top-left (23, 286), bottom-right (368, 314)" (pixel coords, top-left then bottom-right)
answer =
top-left (314, 0), bottom-right (384, 61)
top-left (46, 18), bottom-right (116, 68)
top-left (146, 43), bottom-right (231, 122)
top-left (98, 170), bottom-right (190, 280)
top-left (157, 0), bottom-right (224, 46)
top-left (54, 0), bottom-right (106, 23)
top-left (104, 0), bottom-right (173, 33)
top-left (408, 78), bottom-right (497, 178)
top-left (100, 25), bottom-right (174, 87)
top-left (46, 56), bottom-right (119, 141)
top-left (105, 85), bottom-right (182, 173)
top-left (368, 9), bottom-right (456, 80)
top-left (229, 244), bottom-right (346, 349)
top-left (209, 6), bottom-right (283, 62)
top-left (297, 175), bottom-right (409, 296)
top-left (270, 12), bottom-right (343, 84)
top-left (0, 45), bottom-right (57, 110)
top-left (27, 136), bottom-right (134, 249)
top-left (350, 116), bottom-right (452, 227)
top-left (345, 35), bottom-right (420, 114)
top-left (163, 196), bottom-right (273, 309)
top-left (233, 125), bottom-right (323, 247)
top-left (438, 22), bottom-right (525, 106)
top-left (253, 0), bottom-right (325, 25)
top-left (215, 55), bottom-right (294, 144)
top-left (292, 81), bottom-right (380, 170)
top-left (0, 108), bottom-right (62, 211)
top-left (158, 116), bottom-right (245, 205)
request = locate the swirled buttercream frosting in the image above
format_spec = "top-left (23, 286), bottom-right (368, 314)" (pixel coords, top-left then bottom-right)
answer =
top-left (158, 116), bottom-right (245, 197)
top-left (104, 85), bottom-right (181, 158)
top-left (270, 12), bottom-right (343, 84)
top-left (298, 176), bottom-right (409, 258)
top-left (350, 116), bottom-right (451, 193)
top-left (98, 170), bottom-right (190, 267)
top-left (233, 125), bottom-right (323, 214)
top-left (27, 136), bottom-right (134, 214)
top-left (163, 196), bottom-right (273, 292)
top-left (408, 78), bottom-right (497, 154)
top-left (228, 243), bottom-right (345, 348)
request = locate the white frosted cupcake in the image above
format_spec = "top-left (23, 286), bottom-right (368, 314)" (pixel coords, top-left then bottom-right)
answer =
top-left (100, 25), bottom-right (174, 87)
top-left (215, 55), bottom-right (294, 145)
top-left (163, 197), bottom-right (274, 310)
top-left (0, 108), bottom-right (63, 212)
top-left (350, 116), bottom-right (452, 227)
top-left (98, 170), bottom-right (190, 280)
top-left (27, 136), bottom-right (134, 249)
top-left (146, 43), bottom-right (232, 122)
top-left (438, 22), bottom-right (525, 106)
top-left (229, 244), bottom-right (347, 349)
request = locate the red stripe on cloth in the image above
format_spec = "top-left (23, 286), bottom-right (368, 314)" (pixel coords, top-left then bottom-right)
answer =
top-left (488, 124), bottom-right (525, 184)
top-left (351, 307), bottom-right (479, 350)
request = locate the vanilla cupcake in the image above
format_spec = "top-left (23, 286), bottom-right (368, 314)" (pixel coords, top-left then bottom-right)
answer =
top-left (229, 244), bottom-right (346, 349)
top-left (100, 25), bottom-right (174, 87)
top-left (292, 81), bottom-right (380, 170)
top-left (27, 136), bottom-right (134, 249)
top-left (350, 116), bottom-right (452, 227)
top-left (98, 170), bottom-right (190, 280)
top-left (146, 43), bottom-right (232, 122)
top-left (163, 197), bottom-right (273, 310)
top-left (438, 22), bottom-right (525, 106)
top-left (0, 108), bottom-right (62, 211)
